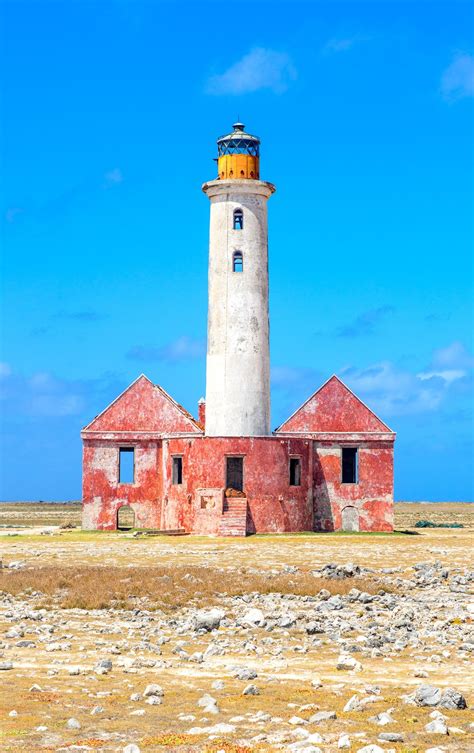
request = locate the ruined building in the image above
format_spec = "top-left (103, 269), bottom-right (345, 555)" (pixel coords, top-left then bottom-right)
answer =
top-left (82, 122), bottom-right (395, 534)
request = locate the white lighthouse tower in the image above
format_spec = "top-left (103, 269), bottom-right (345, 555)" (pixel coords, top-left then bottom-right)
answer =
top-left (202, 122), bottom-right (275, 437)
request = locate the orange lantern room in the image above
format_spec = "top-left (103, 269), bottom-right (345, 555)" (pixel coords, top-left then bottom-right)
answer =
top-left (216, 121), bottom-right (260, 180)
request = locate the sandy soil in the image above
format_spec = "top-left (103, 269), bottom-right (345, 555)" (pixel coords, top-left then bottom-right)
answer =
top-left (0, 504), bottom-right (473, 753)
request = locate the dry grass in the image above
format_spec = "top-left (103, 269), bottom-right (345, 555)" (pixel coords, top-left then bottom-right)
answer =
top-left (0, 502), bottom-right (81, 527)
top-left (0, 564), bottom-right (386, 611)
top-left (395, 502), bottom-right (473, 529)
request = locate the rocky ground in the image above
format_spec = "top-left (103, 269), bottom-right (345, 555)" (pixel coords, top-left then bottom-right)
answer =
top-left (0, 505), bottom-right (473, 752)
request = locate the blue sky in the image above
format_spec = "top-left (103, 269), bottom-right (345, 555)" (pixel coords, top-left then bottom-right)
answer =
top-left (1, 0), bottom-right (473, 501)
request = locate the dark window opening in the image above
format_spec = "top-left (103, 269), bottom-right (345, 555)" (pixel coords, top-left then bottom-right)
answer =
top-left (233, 251), bottom-right (243, 272)
top-left (172, 456), bottom-right (183, 485)
top-left (226, 456), bottom-right (243, 492)
top-left (233, 209), bottom-right (243, 230)
top-left (119, 447), bottom-right (134, 484)
top-left (289, 457), bottom-right (301, 486)
top-left (342, 447), bottom-right (358, 484)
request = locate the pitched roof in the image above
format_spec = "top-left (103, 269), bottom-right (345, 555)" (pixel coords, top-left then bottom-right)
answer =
top-left (275, 374), bottom-right (393, 434)
top-left (82, 374), bottom-right (202, 434)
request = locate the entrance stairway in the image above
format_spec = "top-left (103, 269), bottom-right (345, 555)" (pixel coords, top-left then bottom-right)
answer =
top-left (219, 497), bottom-right (248, 537)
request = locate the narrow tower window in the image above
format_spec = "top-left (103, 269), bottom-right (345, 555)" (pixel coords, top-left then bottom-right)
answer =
top-left (289, 457), bottom-right (301, 486)
top-left (119, 447), bottom-right (135, 484)
top-left (233, 208), bottom-right (243, 230)
top-left (341, 448), bottom-right (358, 484)
top-left (233, 251), bottom-right (243, 272)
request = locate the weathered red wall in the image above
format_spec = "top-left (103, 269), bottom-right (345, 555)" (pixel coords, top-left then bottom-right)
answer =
top-left (163, 437), bottom-right (313, 534)
top-left (85, 375), bottom-right (202, 434)
top-left (277, 375), bottom-right (392, 433)
top-left (313, 442), bottom-right (394, 532)
top-left (81, 374), bottom-right (395, 534)
top-left (82, 439), bottom-right (163, 530)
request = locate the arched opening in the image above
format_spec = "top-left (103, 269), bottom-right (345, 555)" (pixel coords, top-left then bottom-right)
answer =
top-left (117, 505), bottom-right (135, 531)
top-left (233, 208), bottom-right (243, 230)
top-left (233, 251), bottom-right (243, 272)
top-left (341, 506), bottom-right (359, 532)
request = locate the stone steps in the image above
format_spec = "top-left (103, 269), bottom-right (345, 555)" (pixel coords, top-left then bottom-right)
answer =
top-left (219, 497), bottom-right (247, 537)
top-left (137, 528), bottom-right (189, 536)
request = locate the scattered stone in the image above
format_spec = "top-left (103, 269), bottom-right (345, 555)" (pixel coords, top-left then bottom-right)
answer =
top-left (188, 722), bottom-right (235, 735)
top-left (343, 694), bottom-right (361, 712)
top-left (438, 687), bottom-right (467, 709)
top-left (337, 654), bottom-right (362, 671)
top-left (123, 746), bottom-right (141, 753)
top-left (309, 710), bottom-right (337, 722)
top-left (306, 622), bottom-right (324, 635)
top-left (241, 608), bottom-right (266, 627)
top-left (143, 683), bottom-right (163, 698)
top-left (194, 607), bottom-right (225, 632)
top-left (378, 732), bottom-right (404, 742)
top-left (197, 693), bottom-right (219, 713)
top-left (425, 719), bottom-right (449, 734)
top-left (243, 683), bottom-right (260, 695)
top-left (414, 684), bottom-right (442, 706)
top-left (370, 711), bottom-right (395, 725)
top-left (338, 735), bottom-right (351, 749)
top-left (145, 695), bottom-right (161, 706)
top-left (0, 662), bottom-right (13, 670)
top-left (29, 684), bottom-right (42, 692)
top-left (233, 666), bottom-right (257, 680)
top-left (94, 658), bottom-right (112, 674)
top-left (66, 718), bottom-right (81, 729)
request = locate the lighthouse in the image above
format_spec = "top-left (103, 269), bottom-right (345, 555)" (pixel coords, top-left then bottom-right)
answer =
top-left (82, 119), bottom-right (395, 536)
top-left (202, 122), bottom-right (275, 436)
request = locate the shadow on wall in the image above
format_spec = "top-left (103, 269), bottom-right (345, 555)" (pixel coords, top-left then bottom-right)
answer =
top-left (313, 454), bottom-right (335, 531)
top-left (247, 504), bottom-right (256, 535)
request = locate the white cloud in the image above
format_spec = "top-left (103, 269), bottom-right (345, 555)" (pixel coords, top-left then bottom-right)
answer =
top-left (431, 341), bottom-right (474, 370)
top-left (342, 361), bottom-right (446, 416)
top-left (441, 53), bottom-right (474, 101)
top-left (206, 47), bottom-right (296, 95)
top-left (418, 369), bottom-right (466, 385)
top-left (322, 35), bottom-right (369, 54)
top-left (5, 207), bottom-right (23, 223)
top-left (127, 336), bottom-right (205, 363)
top-left (103, 168), bottom-right (124, 187)
top-left (416, 341), bottom-right (474, 388)
top-left (0, 362), bottom-right (12, 378)
top-left (342, 342), bottom-right (473, 418)
top-left (0, 367), bottom-right (90, 417)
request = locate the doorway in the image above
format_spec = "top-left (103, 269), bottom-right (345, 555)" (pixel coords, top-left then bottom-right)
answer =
top-left (117, 505), bottom-right (135, 530)
top-left (341, 506), bottom-right (359, 532)
top-left (226, 456), bottom-right (244, 492)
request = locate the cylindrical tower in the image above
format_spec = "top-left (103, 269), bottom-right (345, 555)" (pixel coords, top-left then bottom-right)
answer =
top-left (202, 122), bottom-right (275, 437)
